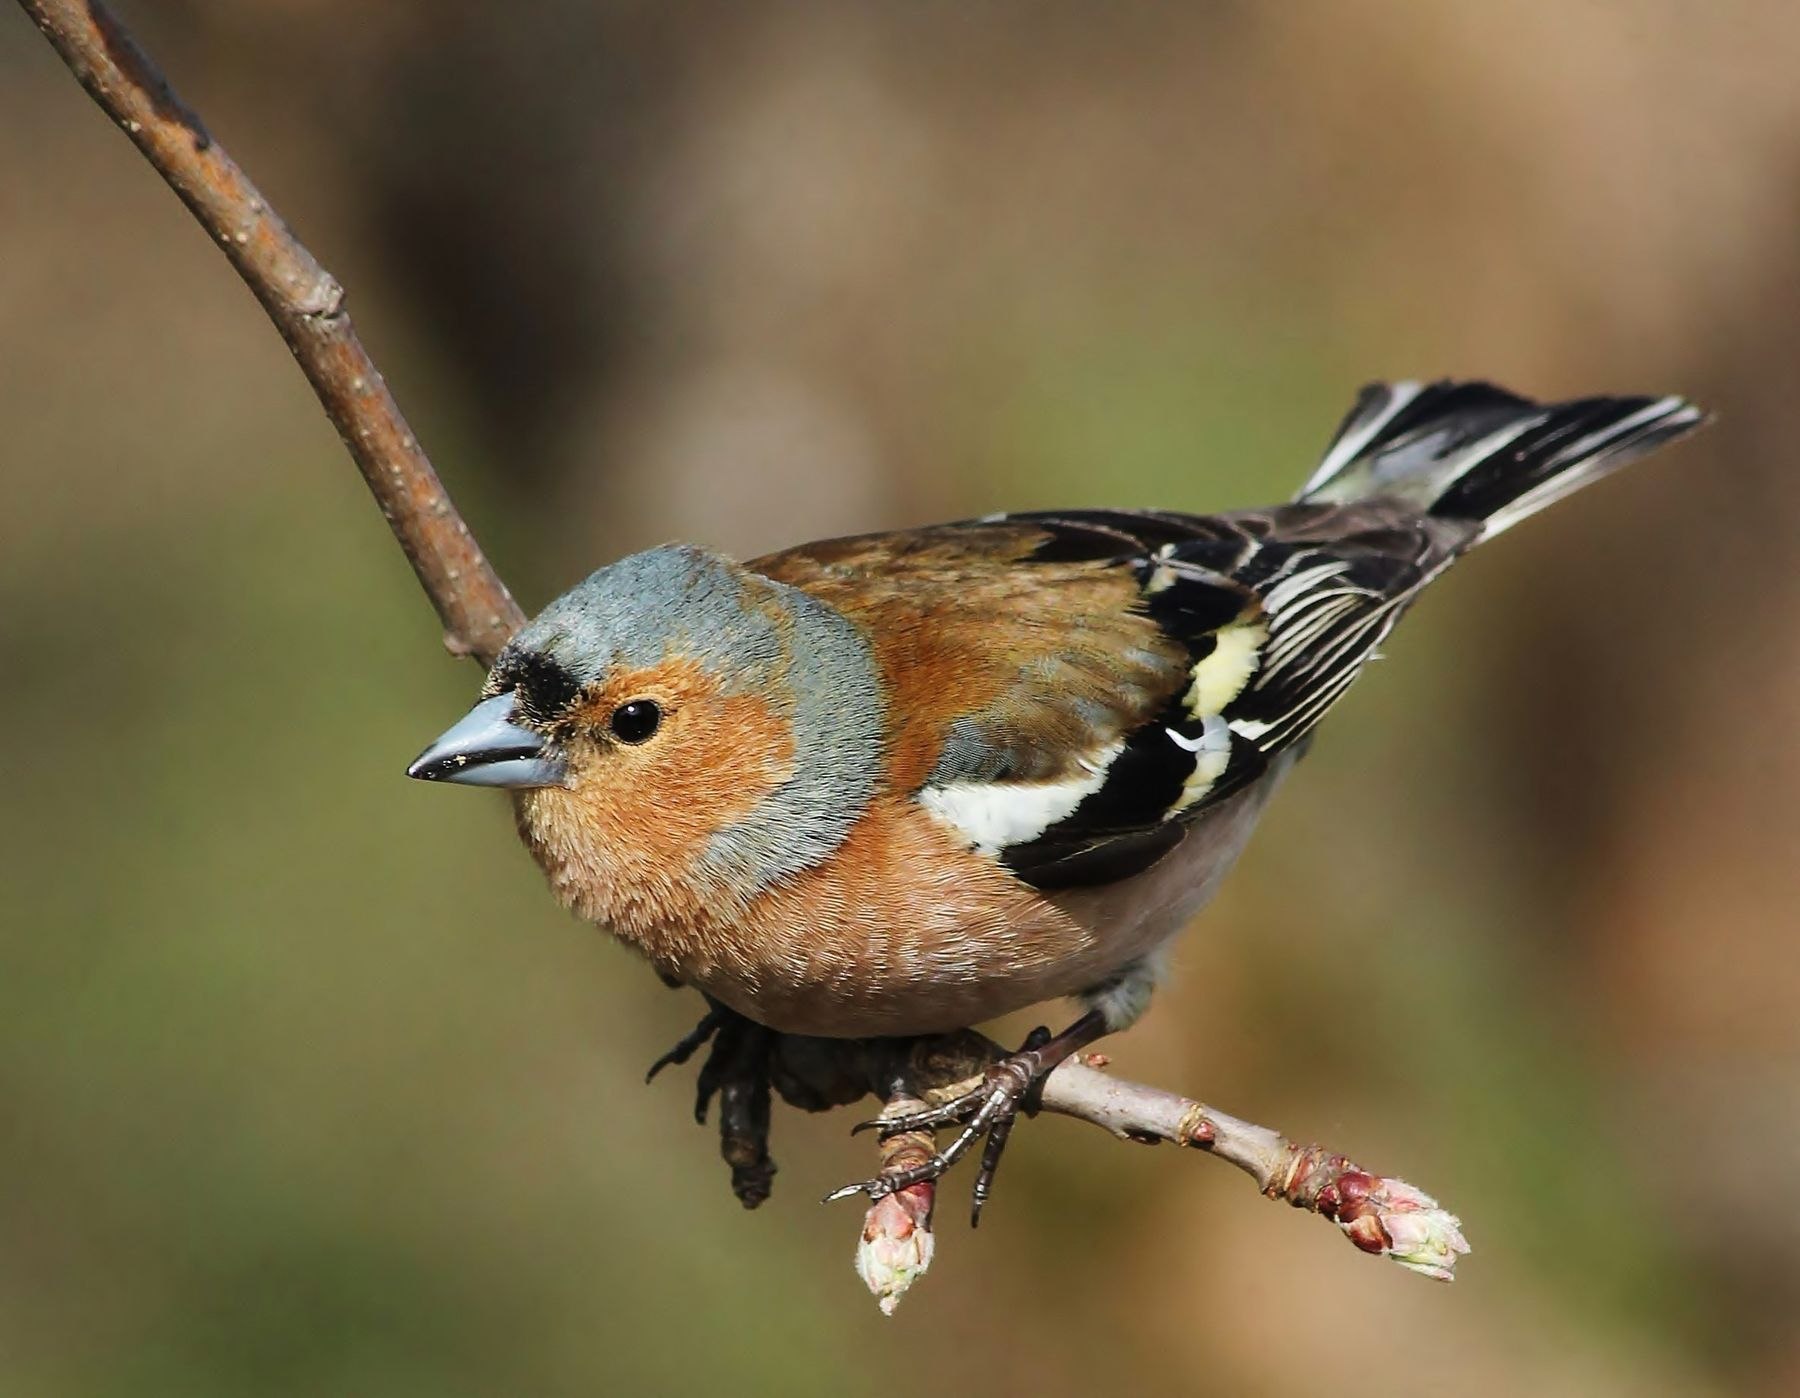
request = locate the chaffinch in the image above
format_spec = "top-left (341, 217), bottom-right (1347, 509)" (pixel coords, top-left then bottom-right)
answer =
top-left (409, 380), bottom-right (1703, 1213)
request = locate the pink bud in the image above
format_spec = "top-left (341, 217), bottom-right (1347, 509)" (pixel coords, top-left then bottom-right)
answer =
top-left (855, 1183), bottom-right (936, 1315)
top-left (1358, 1176), bottom-right (1469, 1281)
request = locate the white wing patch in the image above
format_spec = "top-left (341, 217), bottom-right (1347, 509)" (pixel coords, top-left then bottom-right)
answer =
top-left (920, 740), bottom-right (1124, 855)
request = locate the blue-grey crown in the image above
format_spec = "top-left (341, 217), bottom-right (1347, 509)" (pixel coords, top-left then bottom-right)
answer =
top-left (510, 545), bottom-right (786, 690)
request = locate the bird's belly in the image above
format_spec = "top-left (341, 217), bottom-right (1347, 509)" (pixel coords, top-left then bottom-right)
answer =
top-left (692, 932), bottom-right (1119, 1038)
top-left (683, 868), bottom-right (1106, 1038)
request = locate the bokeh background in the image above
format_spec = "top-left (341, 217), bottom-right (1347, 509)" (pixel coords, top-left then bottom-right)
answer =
top-left (4, 2), bottom-right (1798, 1394)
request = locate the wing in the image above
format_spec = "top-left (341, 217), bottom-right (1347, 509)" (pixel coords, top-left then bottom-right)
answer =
top-left (753, 519), bottom-right (1192, 794)
top-left (754, 505), bottom-right (1469, 890)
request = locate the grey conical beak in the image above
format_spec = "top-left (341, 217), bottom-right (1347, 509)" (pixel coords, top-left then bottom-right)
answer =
top-left (407, 693), bottom-right (567, 789)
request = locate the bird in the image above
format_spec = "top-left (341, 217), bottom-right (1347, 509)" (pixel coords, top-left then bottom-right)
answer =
top-left (408, 379), bottom-right (1704, 1217)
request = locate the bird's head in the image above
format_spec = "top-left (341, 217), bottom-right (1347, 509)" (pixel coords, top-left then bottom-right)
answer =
top-left (407, 545), bottom-right (884, 917)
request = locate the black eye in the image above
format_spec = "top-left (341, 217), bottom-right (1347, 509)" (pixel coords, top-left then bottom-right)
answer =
top-left (608, 699), bottom-right (661, 744)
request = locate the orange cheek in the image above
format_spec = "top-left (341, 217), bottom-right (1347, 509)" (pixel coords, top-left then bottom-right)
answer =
top-left (520, 660), bottom-right (797, 912)
top-left (596, 690), bottom-right (795, 871)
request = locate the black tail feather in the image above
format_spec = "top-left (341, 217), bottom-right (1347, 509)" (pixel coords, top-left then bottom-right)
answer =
top-left (1300, 380), bottom-right (1705, 540)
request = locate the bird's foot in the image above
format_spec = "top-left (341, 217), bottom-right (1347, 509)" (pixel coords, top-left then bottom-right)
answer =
top-left (825, 1026), bottom-right (1058, 1226)
top-left (646, 1000), bottom-right (777, 1208)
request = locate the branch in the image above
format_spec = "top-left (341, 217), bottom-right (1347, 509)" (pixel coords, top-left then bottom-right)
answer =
top-left (767, 1029), bottom-right (1468, 1311)
top-left (21, 0), bottom-right (1468, 1313)
top-left (17, 0), bottom-right (523, 667)
top-left (1036, 1057), bottom-right (1469, 1282)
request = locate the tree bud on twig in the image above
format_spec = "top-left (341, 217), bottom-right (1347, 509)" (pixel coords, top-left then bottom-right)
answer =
top-left (854, 1102), bottom-right (937, 1315)
top-left (1354, 1175), bottom-right (1470, 1280)
top-left (1301, 1160), bottom-right (1470, 1281)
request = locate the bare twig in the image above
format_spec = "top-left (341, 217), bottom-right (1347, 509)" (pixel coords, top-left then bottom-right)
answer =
top-left (17, 0), bottom-right (523, 667)
top-left (1036, 1057), bottom-right (1469, 1281)
top-left (20, 0), bottom-right (1468, 1304)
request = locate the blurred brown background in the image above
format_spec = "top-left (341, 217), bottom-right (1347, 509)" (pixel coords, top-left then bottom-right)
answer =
top-left (3, 2), bottom-right (1798, 1395)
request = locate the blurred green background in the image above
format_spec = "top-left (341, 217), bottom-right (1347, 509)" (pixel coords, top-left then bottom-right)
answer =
top-left (4, 2), bottom-right (1798, 1395)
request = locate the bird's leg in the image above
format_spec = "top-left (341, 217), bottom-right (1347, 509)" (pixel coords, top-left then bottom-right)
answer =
top-left (647, 997), bottom-right (778, 1208)
top-left (825, 1010), bottom-right (1109, 1225)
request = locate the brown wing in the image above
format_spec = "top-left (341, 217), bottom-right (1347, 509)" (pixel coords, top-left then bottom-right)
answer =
top-left (753, 521), bottom-right (1189, 795)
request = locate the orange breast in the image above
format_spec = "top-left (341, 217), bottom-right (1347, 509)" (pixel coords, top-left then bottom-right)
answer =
top-left (674, 797), bottom-right (1131, 1036)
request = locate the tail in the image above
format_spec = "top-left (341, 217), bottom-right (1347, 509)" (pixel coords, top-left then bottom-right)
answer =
top-left (1298, 380), bottom-right (1706, 541)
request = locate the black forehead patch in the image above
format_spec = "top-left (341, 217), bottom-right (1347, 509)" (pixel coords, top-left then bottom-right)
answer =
top-left (492, 649), bottom-right (581, 723)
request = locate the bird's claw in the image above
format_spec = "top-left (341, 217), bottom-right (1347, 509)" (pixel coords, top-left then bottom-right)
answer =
top-left (826, 1029), bottom-right (1053, 1226)
top-left (848, 1094), bottom-right (979, 1137)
